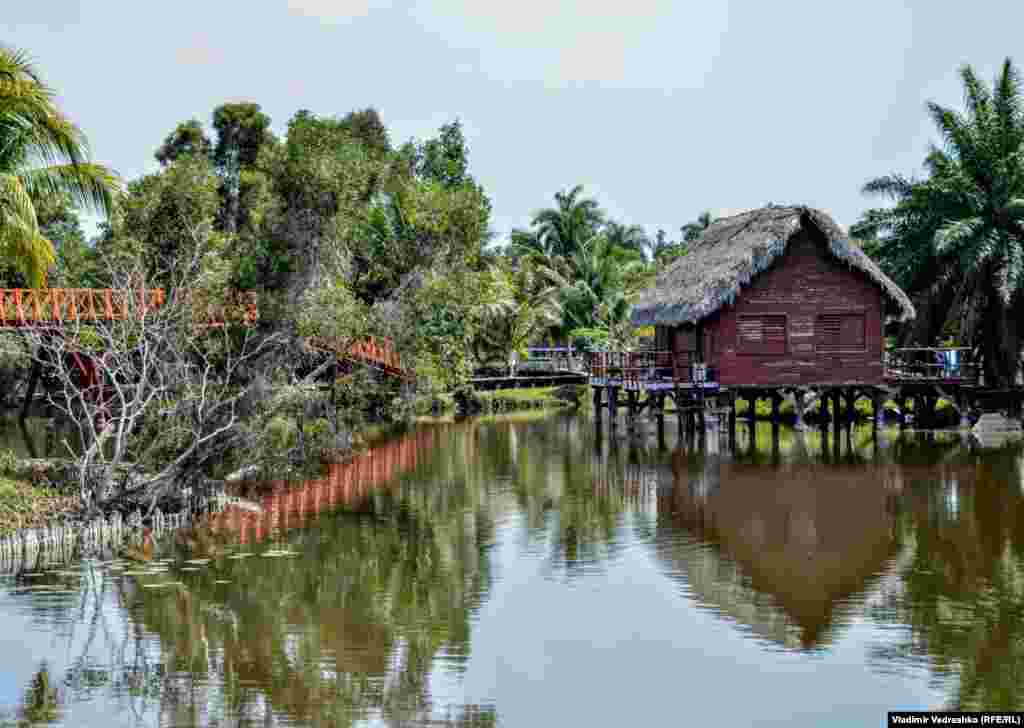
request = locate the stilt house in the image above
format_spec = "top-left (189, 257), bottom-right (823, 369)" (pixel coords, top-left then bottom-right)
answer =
top-left (630, 206), bottom-right (916, 387)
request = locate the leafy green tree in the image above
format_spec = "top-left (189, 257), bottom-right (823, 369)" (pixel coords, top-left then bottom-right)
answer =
top-left (212, 102), bottom-right (272, 234)
top-left (112, 154), bottom-right (224, 284)
top-left (155, 119), bottom-right (212, 167)
top-left (414, 119), bottom-right (471, 189)
top-left (0, 45), bottom-right (121, 286)
top-left (561, 235), bottom-right (642, 347)
top-left (339, 107), bottom-right (391, 158)
top-left (855, 59), bottom-right (1024, 385)
top-left (474, 259), bottom-right (566, 373)
top-left (603, 220), bottom-right (649, 258)
top-left (529, 184), bottom-right (604, 259)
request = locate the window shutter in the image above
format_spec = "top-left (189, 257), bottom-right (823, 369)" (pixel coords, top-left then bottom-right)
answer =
top-left (738, 315), bottom-right (786, 354)
top-left (817, 313), bottom-right (865, 351)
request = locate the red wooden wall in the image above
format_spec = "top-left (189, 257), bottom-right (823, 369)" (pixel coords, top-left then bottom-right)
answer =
top-left (701, 228), bottom-right (885, 387)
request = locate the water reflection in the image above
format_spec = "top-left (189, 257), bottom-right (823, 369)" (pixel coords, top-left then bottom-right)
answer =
top-left (2, 415), bottom-right (1024, 724)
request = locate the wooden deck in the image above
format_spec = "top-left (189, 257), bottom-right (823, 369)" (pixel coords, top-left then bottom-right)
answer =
top-left (586, 347), bottom-right (982, 389)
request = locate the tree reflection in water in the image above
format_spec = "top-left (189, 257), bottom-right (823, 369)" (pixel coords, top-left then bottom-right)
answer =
top-left (5, 416), bottom-right (1024, 721)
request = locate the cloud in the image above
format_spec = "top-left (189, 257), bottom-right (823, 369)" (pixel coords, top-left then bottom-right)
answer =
top-left (285, 0), bottom-right (392, 23)
top-left (174, 35), bottom-right (225, 66)
top-left (410, 0), bottom-right (727, 88)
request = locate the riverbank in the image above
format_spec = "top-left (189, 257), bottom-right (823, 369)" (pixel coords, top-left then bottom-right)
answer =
top-left (0, 474), bottom-right (78, 536)
top-left (416, 385), bottom-right (582, 416)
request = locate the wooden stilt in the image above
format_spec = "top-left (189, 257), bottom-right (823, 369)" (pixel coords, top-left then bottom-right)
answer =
top-left (728, 392), bottom-right (737, 444)
top-left (593, 386), bottom-right (602, 417)
top-left (832, 389), bottom-right (841, 434)
top-left (608, 387), bottom-right (618, 423)
top-left (655, 395), bottom-right (666, 449)
top-left (749, 394), bottom-right (758, 450)
top-left (793, 390), bottom-right (806, 431)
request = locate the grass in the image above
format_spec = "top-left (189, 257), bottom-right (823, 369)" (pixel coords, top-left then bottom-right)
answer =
top-left (476, 386), bottom-right (573, 413)
top-left (0, 475), bottom-right (78, 536)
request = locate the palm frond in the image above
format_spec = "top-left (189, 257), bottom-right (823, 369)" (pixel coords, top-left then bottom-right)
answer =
top-left (19, 162), bottom-right (122, 215)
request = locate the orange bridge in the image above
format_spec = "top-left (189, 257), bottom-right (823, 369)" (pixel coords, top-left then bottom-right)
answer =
top-left (0, 287), bottom-right (410, 379)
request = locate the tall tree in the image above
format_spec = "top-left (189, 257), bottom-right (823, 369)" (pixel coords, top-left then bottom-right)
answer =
top-left (855, 58), bottom-right (1024, 386)
top-left (415, 119), bottom-right (471, 189)
top-left (212, 102), bottom-right (271, 234)
top-left (531, 184), bottom-right (604, 259)
top-left (0, 45), bottom-right (120, 285)
top-left (155, 119), bottom-right (212, 167)
top-left (603, 220), bottom-right (649, 258)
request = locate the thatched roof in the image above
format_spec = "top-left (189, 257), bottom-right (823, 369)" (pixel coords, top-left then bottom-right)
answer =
top-left (631, 206), bottom-right (915, 327)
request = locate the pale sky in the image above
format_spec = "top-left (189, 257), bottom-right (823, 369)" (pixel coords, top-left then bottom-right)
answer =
top-left (8, 0), bottom-right (1023, 242)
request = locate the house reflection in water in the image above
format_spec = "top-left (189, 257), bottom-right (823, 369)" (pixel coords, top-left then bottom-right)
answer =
top-left (648, 442), bottom-right (901, 650)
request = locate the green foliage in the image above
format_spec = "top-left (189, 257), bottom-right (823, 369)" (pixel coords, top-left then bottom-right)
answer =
top-left (0, 45), bottom-right (121, 286)
top-left (108, 154), bottom-right (224, 283)
top-left (856, 58), bottom-right (1024, 385)
top-left (473, 259), bottom-right (565, 370)
top-left (155, 119), bottom-right (212, 167)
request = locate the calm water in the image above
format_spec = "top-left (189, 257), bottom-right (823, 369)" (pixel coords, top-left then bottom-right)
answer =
top-left (1, 413), bottom-right (1023, 726)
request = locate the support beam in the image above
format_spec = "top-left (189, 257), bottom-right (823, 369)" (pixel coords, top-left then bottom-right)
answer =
top-left (832, 389), bottom-right (841, 434)
top-left (793, 389), bottom-right (806, 431)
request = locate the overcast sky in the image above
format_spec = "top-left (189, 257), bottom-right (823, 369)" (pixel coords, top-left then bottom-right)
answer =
top-left (8, 0), bottom-right (1024, 241)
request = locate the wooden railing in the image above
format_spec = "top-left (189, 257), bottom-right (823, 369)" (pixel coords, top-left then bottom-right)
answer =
top-left (586, 350), bottom-right (710, 385)
top-left (0, 288), bottom-right (261, 327)
top-left (884, 348), bottom-right (981, 384)
top-left (0, 288), bottom-right (409, 378)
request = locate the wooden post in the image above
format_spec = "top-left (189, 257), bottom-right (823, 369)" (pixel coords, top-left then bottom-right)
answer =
top-left (655, 395), bottom-right (666, 449)
top-left (626, 390), bottom-right (638, 431)
top-left (728, 392), bottom-right (737, 445)
top-left (793, 390), bottom-right (806, 431)
top-left (871, 391), bottom-right (883, 431)
top-left (608, 387), bottom-right (619, 423)
top-left (592, 386), bottom-right (603, 418)
top-left (749, 394), bottom-right (758, 451)
top-left (832, 389), bottom-right (842, 434)
top-left (957, 391), bottom-right (970, 428)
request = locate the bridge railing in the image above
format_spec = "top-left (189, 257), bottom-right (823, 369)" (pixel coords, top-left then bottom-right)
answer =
top-left (0, 288), bottom-right (166, 326)
top-left (884, 347), bottom-right (981, 384)
top-left (0, 288), bottom-right (261, 327)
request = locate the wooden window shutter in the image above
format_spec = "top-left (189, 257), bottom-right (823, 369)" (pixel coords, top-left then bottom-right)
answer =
top-left (816, 313), bottom-right (865, 351)
top-left (738, 315), bottom-right (786, 354)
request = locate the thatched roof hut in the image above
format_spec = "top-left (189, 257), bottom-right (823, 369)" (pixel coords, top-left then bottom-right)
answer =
top-left (631, 206), bottom-right (915, 327)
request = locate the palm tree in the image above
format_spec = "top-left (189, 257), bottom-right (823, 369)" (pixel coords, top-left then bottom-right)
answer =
top-left (475, 259), bottom-right (566, 374)
top-left (856, 59), bottom-right (1024, 386)
top-left (681, 210), bottom-right (715, 242)
top-left (561, 235), bottom-right (643, 348)
top-left (603, 220), bottom-right (649, 258)
top-left (0, 46), bottom-right (120, 286)
top-left (531, 184), bottom-right (604, 259)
